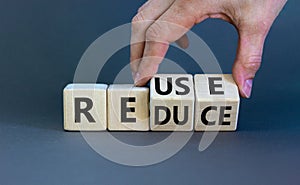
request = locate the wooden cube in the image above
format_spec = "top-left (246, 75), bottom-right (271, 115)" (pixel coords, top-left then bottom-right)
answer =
top-left (63, 84), bottom-right (107, 131)
top-left (194, 74), bottom-right (240, 131)
top-left (150, 74), bottom-right (194, 131)
top-left (107, 84), bottom-right (149, 131)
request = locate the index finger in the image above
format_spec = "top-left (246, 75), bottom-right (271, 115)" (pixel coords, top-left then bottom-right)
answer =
top-left (130, 0), bottom-right (175, 79)
top-left (134, 1), bottom-right (204, 86)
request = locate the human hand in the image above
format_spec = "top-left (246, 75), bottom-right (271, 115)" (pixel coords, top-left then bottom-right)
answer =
top-left (130, 0), bottom-right (287, 98)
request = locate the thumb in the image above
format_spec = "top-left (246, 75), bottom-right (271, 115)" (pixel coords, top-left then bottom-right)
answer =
top-left (232, 29), bottom-right (268, 98)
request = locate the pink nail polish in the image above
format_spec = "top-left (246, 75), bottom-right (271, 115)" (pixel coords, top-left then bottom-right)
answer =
top-left (243, 79), bottom-right (253, 98)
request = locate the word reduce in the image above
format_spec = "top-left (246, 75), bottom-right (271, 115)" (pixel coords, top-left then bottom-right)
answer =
top-left (64, 74), bottom-right (240, 131)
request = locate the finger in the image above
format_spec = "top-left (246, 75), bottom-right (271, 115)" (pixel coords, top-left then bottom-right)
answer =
top-left (175, 34), bottom-right (189, 49)
top-left (137, 0), bottom-right (152, 13)
top-left (130, 0), bottom-right (175, 78)
top-left (232, 29), bottom-right (269, 98)
top-left (135, 0), bottom-right (208, 86)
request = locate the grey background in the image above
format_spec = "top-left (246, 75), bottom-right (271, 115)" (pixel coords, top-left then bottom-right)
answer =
top-left (0, 0), bottom-right (299, 185)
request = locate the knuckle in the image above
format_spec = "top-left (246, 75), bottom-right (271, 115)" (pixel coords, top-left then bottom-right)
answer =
top-left (257, 20), bottom-right (271, 35)
top-left (242, 55), bottom-right (262, 72)
top-left (243, 19), bottom-right (271, 36)
top-left (250, 21), bottom-right (270, 36)
top-left (145, 23), bottom-right (162, 41)
top-left (176, 0), bottom-right (197, 14)
top-left (131, 12), bottom-right (145, 23)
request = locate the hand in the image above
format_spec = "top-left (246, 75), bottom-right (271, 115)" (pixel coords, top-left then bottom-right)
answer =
top-left (130, 0), bottom-right (287, 98)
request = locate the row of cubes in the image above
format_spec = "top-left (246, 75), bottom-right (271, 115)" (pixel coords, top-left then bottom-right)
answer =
top-left (64, 74), bottom-right (240, 131)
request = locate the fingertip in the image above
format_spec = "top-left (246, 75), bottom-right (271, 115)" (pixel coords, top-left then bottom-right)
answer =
top-left (232, 68), bottom-right (252, 99)
top-left (134, 78), bottom-right (151, 87)
top-left (131, 71), bottom-right (136, 81)
top-left (134, 72), bottom-right (140, 85)
top-left (242, 79), bottom-right (253, 98)
top-left (134, 72), bottom-right (152, 87)
top-left (236, 78), bottom-right (253, 99)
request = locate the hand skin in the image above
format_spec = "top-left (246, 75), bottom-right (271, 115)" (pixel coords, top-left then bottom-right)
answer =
top-left (130, 0), bottom-right (287, 98)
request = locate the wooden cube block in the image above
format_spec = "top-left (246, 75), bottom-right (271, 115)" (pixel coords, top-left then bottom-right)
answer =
top-left (150, 74), bottom-right (194, 131)
top-left (194, 74), bottom-right (240, 131)
top-left (63, 84), bottom-right (107, 131)
top-left (107, 84), bottom-right (149, 131)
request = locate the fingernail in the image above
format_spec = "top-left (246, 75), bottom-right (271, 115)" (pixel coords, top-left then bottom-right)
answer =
top-left (132, 72), bottom-right (136, 80)
top-left (134, 72), bottom-right (140, 85)
top-left (242, 79), bottom-right (253, 98)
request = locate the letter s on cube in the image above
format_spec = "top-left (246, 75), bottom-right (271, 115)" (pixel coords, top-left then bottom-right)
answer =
top-left (150, 74), bottom-right (195, 131)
